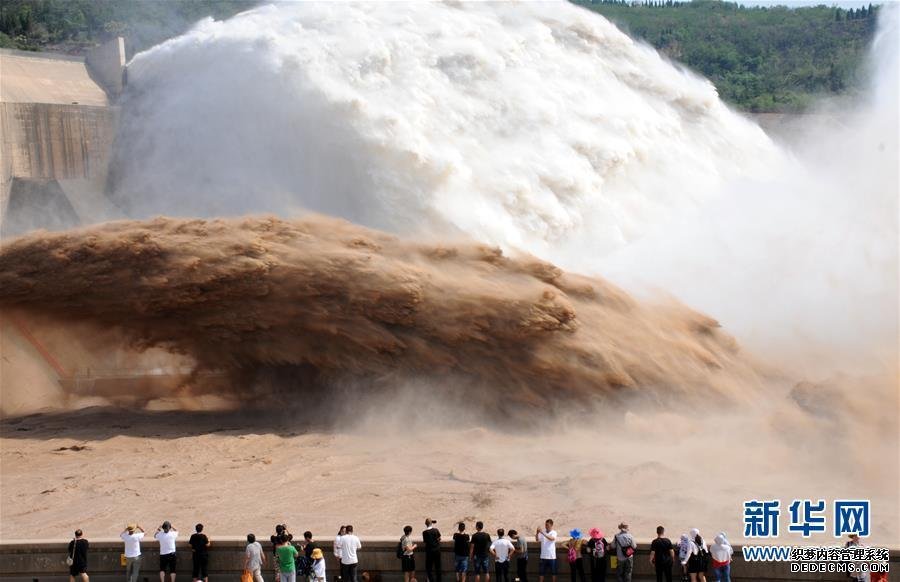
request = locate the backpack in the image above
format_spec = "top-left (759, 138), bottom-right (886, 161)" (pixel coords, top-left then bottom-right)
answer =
top-left (396, 540), bottom-right (405, 560)
top-left (295, 555), bottom-right (313, 576)
top-left (616, 534), bottom-right (634, 558)
top-left (696, 538), bottom-right (709, 569)
top-left (567, 545), bottom-right (578, 563)
top-left (591, 539), bottom-right (606, 559)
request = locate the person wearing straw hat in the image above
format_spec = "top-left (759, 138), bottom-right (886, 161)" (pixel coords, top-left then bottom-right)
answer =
top-left (585, 528), bottom-right (608, 582)
top-left (566, 529), bottom-right (586, 582)
top-left (121, 523), bottom-right (145, 582)
top-left (844, 534), bottom-right (870, 582)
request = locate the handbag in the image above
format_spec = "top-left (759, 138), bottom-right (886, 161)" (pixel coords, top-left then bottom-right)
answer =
top-left (241, 570), bottom-right (254, 582)
top-left (66, 539), bottom-right (75, 566)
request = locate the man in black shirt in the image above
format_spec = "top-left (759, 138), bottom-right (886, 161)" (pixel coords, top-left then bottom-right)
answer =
top-left (453, 523), bottom-right (470, 582)
top-left (303, 531), bottom-right (319, 559)
top-left (469, 522), bottom-right (492, 582)
top-left (648, 526), bottom-right (674, 582)
top-left (68, 529), bottom-right (89, 582)
top-left (189, 524), bottom-right (211, 582)
top-left (423, 518), bottom-right (443, 582)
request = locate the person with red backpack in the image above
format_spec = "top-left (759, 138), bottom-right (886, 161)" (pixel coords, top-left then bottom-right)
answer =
top-left (585, 528), bottom-right (608, 582)
top-left (566, 530), bottom-right (587, 582)
top-left (611, 523), bottom-right (635, 582)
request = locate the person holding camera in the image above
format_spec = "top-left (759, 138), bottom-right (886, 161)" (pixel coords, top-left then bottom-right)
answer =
top-left (271, 524), bottom-right (293, 582)
top-left (155, 521), bottom-right (179, 582)
top-left (121, 524), bottom-right (145, 582)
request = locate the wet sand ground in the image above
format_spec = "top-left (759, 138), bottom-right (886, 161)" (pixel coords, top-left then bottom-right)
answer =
top-left (2, 405), bottom-right (896, 545)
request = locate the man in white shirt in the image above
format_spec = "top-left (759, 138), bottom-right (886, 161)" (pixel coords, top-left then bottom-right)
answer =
top-left (490, 529), bottom-right (516, 582)
top-left (244, 533), bottom-right (266, 582)
top-left (535, 519), bottom-right (557, 582)
top-left (338, 524), bottom-right (362, 582)
top-left (121, 524), bottom-right (145, 582)
top-left (155, 521), bottom-right (179, 582)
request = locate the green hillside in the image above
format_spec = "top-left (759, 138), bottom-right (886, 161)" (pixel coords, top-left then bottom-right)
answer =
top-left (575, 0), bottom-right (880, 111)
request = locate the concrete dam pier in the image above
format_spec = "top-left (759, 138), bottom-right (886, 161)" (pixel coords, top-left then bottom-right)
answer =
top-left (2, 539), bottom-right (894, 582)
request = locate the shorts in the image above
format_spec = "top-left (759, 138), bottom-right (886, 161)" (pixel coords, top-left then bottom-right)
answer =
top-left (539, 559), bottom-right (558, 576)
top-left (455, 556), bottom-right (469, 573)
top-left (402, 555), bottom-right (416, 572)
top-left (473, 556), bottom-right (490, 574)
top-left (193, 554), bottom-right (209, 578)
top-left (69, 564), bottom-right (87, 576)
top-left (687, 555), bottom-right (706, 574)
top-left (160, 552), bottom-right (177, 573)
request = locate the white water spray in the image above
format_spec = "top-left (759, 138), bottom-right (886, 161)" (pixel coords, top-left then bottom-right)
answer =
top-left (111, 1), bottom-right (775, 261)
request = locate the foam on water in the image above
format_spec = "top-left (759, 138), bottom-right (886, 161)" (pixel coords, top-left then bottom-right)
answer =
top-left (110, 1), bottom-right (776, 262)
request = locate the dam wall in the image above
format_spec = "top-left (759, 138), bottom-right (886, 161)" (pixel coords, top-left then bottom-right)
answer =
top-left (1, 539), bottom-right (895, 582)
top-left (0, 48), bottom-right (120, 237)
top-left (0, 102), bottom-right (118, 183)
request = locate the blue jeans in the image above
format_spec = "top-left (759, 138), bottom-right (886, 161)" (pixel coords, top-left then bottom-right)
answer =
top-left (455, 556), bottom-right (469, 573)
top-left (473, 556), bottom-right (490, 575)
top-left (713, 564), bottom-right (730, 582)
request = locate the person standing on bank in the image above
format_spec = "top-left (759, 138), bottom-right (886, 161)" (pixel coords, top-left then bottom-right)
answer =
top-left (303, 531), bottom-right (319, 561)
top-left (708, 533), bottom-right (732, 582)
top-left (490, 528), bottom-right (516, 582)
top-left (121, 524), bottom-right (145, 582)
top-left (339, 525), bottom-right (362, 582)
top-left (453, 522), bottom-right (470, 582)
top-left (566, 529), bottom-right (586, 582)
top-left (334, 526), bottom-right (346, 565)
top-left (536, 519), bottom-right (558, 582)
top-left (470, 521), bottom-right (492, 582)
top-left (649, 526), bottom-right (674, 582)
top-left (155, 521), bottom-right (179, 582)
top-left (401, 525), bottom-right (418, 582)
top-left (189, 524), bottom-right (210, 582)
top-left (68, 529), bottom-right (89, 582)
top-left (311, 548), bottom-right (327, 582)
top-left (245, 533), bottom-right (266, 582)
top-left (423, 518), bottom-right (443, 582)
top-left (508, 530), bottom-right (528, 582)
top-left (585, 528), bottom-right (607, 582)
top-left (276, 534), bottom-right (299, 582)
top-left (687, 529), bottom-right (708, 582)
top-left (677, 533), bottom-right (698, 582)
top-left (611, 523), bottom-right (635, 582)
